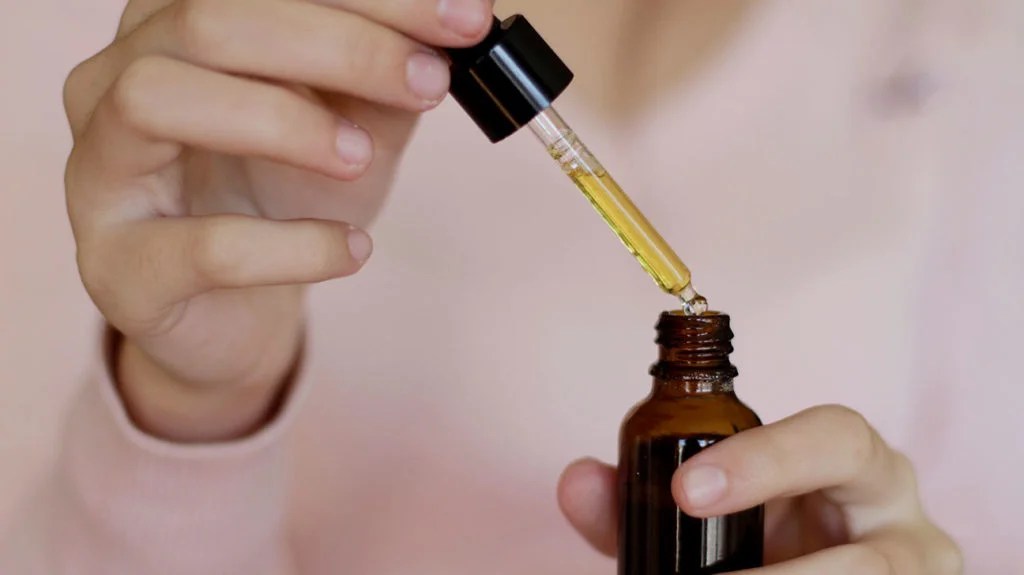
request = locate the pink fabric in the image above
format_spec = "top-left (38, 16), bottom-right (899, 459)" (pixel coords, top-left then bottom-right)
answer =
top-left (2, 0), bottom-right (1022, 573)
top-left (0, 365), bottom-right (298, 574)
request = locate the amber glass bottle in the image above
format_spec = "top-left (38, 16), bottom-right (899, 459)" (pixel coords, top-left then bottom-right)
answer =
top-left (618, 311), bottom-right (763, 574)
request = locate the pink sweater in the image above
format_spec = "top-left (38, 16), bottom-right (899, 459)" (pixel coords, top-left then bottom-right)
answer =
top-left (2, 1), bottom-right (1022, 573)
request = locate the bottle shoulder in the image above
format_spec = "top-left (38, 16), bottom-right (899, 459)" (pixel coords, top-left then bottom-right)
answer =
top-left (621, 390), bottom-right (761, 440)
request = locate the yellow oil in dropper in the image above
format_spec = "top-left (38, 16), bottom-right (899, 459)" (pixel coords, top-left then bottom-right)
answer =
top-left (529, 107), bottom-right (709, 315)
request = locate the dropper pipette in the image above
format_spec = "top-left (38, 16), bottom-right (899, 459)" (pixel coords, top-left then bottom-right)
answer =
top-left (444, 15), bottom-right (707, 314)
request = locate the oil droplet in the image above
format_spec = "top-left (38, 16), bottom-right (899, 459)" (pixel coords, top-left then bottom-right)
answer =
top-left (680, 295), bottom-right (708, 316)
top-left (679, 284), bottom-right (709, 316)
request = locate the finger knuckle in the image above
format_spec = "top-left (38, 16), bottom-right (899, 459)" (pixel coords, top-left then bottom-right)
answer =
top-left (63, 53), bottom-right (107, 132)
top-left (190, 219), bottom-right (242, 285)
top-left (256, 89), bottom-right (306, 143)
top-left (110, 56), bottom-right (167, 129)
top-left (64, 148), bottom-right (83, 194)
top-left (339, 25), bottom-right (390, 86)
top-left (811, 405), bottom-right (879, 476)
top-left (76, 244), bottom-right (112, 302)
top-left (175, 0), bottom-right (228, 61)
top-left (118, 0), bottom-right (162, 37)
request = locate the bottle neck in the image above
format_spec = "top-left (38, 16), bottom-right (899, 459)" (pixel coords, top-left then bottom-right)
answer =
top-left (651, 377), bottom-right (735, 396)
top-left (648, 312), bottom-right (739, 396)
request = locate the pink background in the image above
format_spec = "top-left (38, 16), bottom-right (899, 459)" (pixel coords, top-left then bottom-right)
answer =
top-left (2, 0), bottom-right (1022, 572)
top-left (0, 0), bottom-right (121, 528)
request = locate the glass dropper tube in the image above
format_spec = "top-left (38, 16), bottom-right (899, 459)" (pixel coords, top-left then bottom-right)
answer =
top-left (528, 107), bottom-right (709, 315)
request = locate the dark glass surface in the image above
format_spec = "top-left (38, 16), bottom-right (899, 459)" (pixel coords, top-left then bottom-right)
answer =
top-left (618, 312), bottom-right (764, 575)
top-left (619, 435), bottom-right (764, 574)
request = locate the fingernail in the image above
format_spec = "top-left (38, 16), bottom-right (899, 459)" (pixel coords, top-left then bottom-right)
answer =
top-left (406, 52), bottom-right (450, 106)
top-left (437, 0), bottom-right (489, 38)
top-left (335, 123), bottom-right (372, 167)
top-left (346, 228), bottom-right (373, 263)
top-left (682, 466), bottom-right (727, 508)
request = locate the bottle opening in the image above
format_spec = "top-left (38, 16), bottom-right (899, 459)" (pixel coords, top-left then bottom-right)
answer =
top-left (650, 311), bottom-right (738, 382)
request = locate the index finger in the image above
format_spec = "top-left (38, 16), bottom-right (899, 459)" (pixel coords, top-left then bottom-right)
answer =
top-left (316, 0), bottom-right (494, 46)
top-left (672, 405), bottom-right (923, 534)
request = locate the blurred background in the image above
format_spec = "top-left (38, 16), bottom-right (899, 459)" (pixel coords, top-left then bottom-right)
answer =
top-left (0, 1), bottom-right (124, 530)
top-left (1, 0), bottom-right (1022, 572)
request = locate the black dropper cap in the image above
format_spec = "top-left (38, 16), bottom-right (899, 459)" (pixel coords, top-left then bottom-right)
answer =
top-left (444, 15), bottom-right (574, 143)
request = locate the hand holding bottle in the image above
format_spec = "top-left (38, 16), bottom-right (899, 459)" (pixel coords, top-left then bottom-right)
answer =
top-left (62, 0), bottom-right (493, 442)
top-left (559, 405), bottom-right (963, 574)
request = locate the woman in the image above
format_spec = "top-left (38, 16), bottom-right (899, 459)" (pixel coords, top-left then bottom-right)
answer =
top-left (3, 0), bottom-right (1021, 572)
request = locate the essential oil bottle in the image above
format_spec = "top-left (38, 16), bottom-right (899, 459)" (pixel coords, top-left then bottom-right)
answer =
top-left (618, 311), bottom-right (764, 574)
